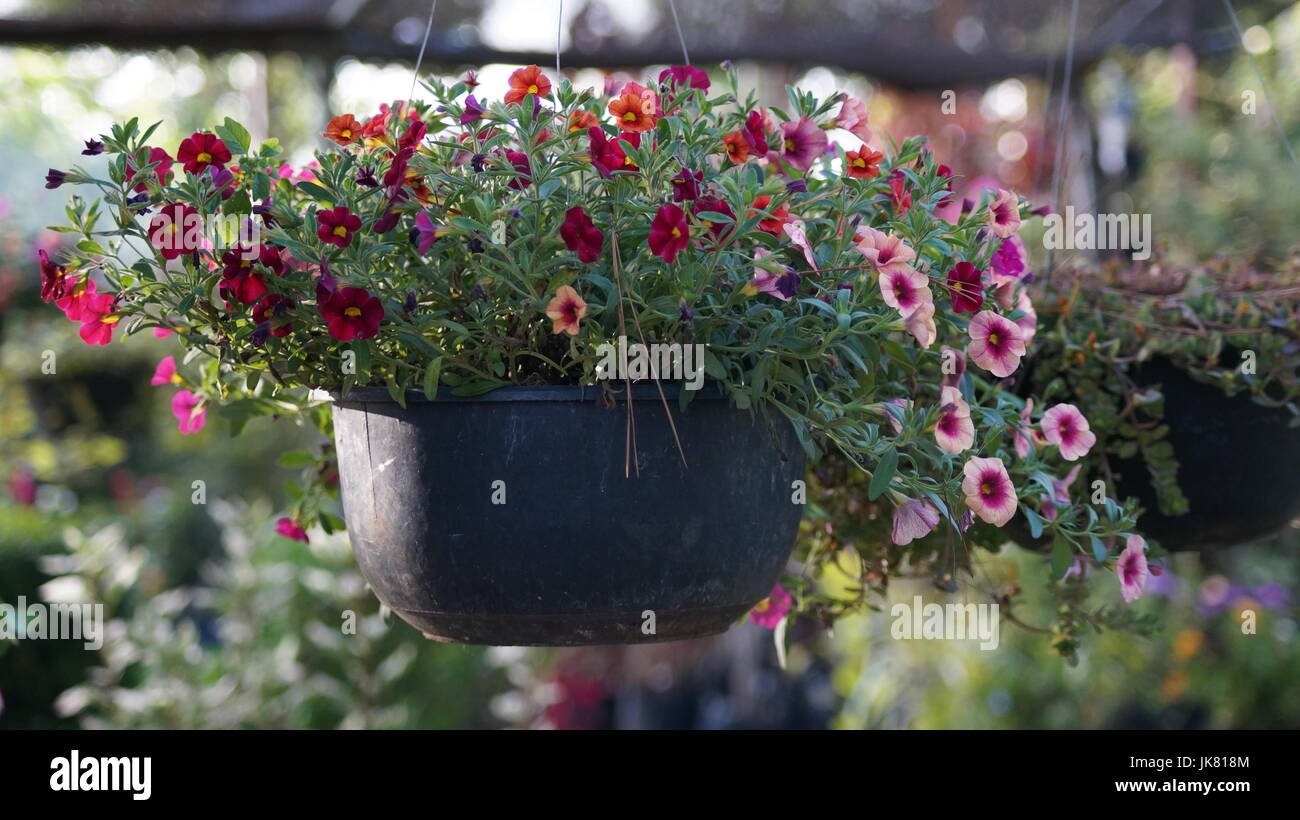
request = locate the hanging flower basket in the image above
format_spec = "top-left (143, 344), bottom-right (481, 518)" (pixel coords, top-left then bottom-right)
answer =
top-left (333, 385), bottom-right (802, 644)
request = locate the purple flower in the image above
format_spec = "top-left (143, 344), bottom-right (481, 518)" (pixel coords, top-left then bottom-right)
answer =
top-left (460, 94), bottom-right (485, 125)
top-left (81, 140), bottom-right (104, 156)
top-left (670, 166), bottom-right (702, 202)
top-left (45, 169), bottom-right (68, 189)
top-left (355, 166), bottom-right (379, 187)
top-left (777, 118), bottom-right (828, 173)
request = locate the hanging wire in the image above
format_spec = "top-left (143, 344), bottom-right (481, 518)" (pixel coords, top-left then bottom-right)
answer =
top-left (1049, 0), bottom-right (1080, 213)
top-left (557, 0), bottom-right (564, 76)
top-left (406, 0), bottom-right (438, 107)
top-left (667, 0), bottom-right (691, 65)
top-left (1221, 0), bottom-right (1300, 180)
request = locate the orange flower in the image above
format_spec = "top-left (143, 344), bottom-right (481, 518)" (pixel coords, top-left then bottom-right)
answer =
top-left (545, 285), bottom-right (587, 335)
top-left (845, 146), bottom-right (883, 179)
top-left (568, 110), bottom-right (600, 132)
top-left (506, 65), bottom-right (551, 105)
top-left (323, 114), bottom-right (361, 146)
top-left (748, 195), bottom-right (790, 236)
top-left (608, 93), bottom-right (657, 132)
top-left (722, 132), bottom-right (751, 164)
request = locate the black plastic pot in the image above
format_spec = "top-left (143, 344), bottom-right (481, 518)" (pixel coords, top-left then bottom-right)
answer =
top-left (1009, 357), bottom-right (1300, 551)
top-left (332, 385), bottom-right (804, 646)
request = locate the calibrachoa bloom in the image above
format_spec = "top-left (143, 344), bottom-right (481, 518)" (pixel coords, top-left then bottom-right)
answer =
top-left (888, 170), bottom-right (911, 213)
top-left (647, 204), bottom-right (690, 263)
top-left (723, 131), bottom-right (751, 164)
top-left (878, 265), bottom-right (932, 316)
top-left (845, 145), bottom-right (883, 179)
top-left (38, 250), bottom-right (67, 303)
top-left (78, 294), bottom-right (120, 346)
top-left (151, 355), bottom-right (181, 386)
top-left (171, 389), bottom-right (206, 434)
top-left (504, 151), bottom-right (532, 189)
top-left (505, 65), bottom-right (550, 104)
top-left (560, 207), bottom-right (604, 263)
top-left (545, 285), bottom-right (587, 335)
top-left (176, 132), bottom-right (231, 175)
top-left (941, 345), bottom-right (966, 388)
top-left (588, 128), bottom-right (638, 177)
top-left (55, 273), bottom-right (98, 321)
top-left (125, 146), bottom-right (174, 191)
top-left (1040, 403), bottom-right (1097, 461)
top-left (967, 309), bottom-right (1026, 378)
top-left (749, 584), bottom-right (792, 629)
top-left (1117, 535), bottom-right (1149, 603)
top-left (414, 211), bottom-right (449, 254)
top-left (934, 385), bottom-right (975, 454)
top-left (836, 96), bottom-right (873, 143)
top-left (990, 234), bottom-right (1027, 284)
top-left (276, 517), bottom-right (310, 543)
top-left (658, 65), bottom-right (710, 93)
top-left (148, 203), bottom-right (202, 259)
top-left (743, 110), bottom-right (770, 153)
top-left (252, 293), bottom-right (295, 338)
top-left (986, 188), bottom-right (1022, 238)
top-left (670, 166), bottom-right (702, 201)
top-left (323, 114), bottom-right (362, 146)
top-left (891, 497), bottom-right (940, 546)
top-left (853, 227), bottom-right (916, 276)
top-left (746, 250), bottom-right (800, 302)
top-left (320, 286), bottom-right (383, 341)
top-left (962, 456), bottom-right (1017, 527)
top-left (905, 300), bottom-right (938, 348)
top-left (1012, 397), bottom-right (1039, 458)
top-left (748, 195), bottom-right (789, 236)
top-left (778, 117), bottom-right (828, 172)
top-left (946, 261), bottom-right (985, 313)
top-left (608, 82), bottom-right (661, 132)
top-left (317, 206), bottom-right (362, 248)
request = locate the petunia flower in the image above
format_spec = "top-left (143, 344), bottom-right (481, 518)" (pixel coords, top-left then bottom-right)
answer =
top-left (990, 234), bottom-right (1027, 284)
top-left (853, 227), bottom-right (916, 276)
top-left (171, 389), bottom-right (206, 434)
top-left (670, 166), bottom-right (702, 202)
top-left (1040, 403), bottom-right (1097, 462)
top-left (878, 266), bottom-right (932, 317)
top-left (749, 584), bottom-right (792, 629)
top-left (505, 65), bottom-right (551, 104)
top-left (783, 221), bottom-right (818, 271)
top-left (567, 110), bottom-right (599, 131)
top-left (1040, 464), bottom-right (1082, 521)
top-left (658, 65), bottom-right (711, 93)
top-left (962, 456), bottom-right (1017, 527)
top-left (81, 139), bottom-right (105, 156)
top-left (845, 145), bottom-right (883, 179)
top-left (1012, 397), bottom-right (1042, 459)
top-left (743, 110), bottom-right (770, 154)
top-left (836, 96), bottom-right (873, 143)
top-left (38, 249), bottom-right (67, 303)
top-left (986, 188), bottom-right (1022, 238)
top-left (722, 132), bottom-right (751, 164)
top-left (691, 196), bottom-right (736, 249)
top-left (560, 207), bottom-right (603, 264)
top-left (544, 285), bottom-right (587, 336)
top-left (77, 293), bottom-right (120, 346)
top-left (323, 114), bottom-right (362, 146)
top-left (320, 286), bottom-right (383, 341)
top-left (151, 355), bottom-right (182, 386)
top-left (891, 496), bottom-right (940, 546)
top-left (55, 273), bottom-right (98, 322)
top-left (1117, 535), bottom-right (1149, 603)
top-left (946, 261), bottom-right (985, 313)
top-left (934, 385), bottom-right (975, 454)
top-left (967, 310), bottom-right (1026, 378)
top-left (883, 398), bottom-right (912, 435)
top-left (588, 128), bottom-right (639, 177)
top-left (316, 206), bottom-right (362, 249)
top-left (44, 169), bottom-right (69, 189)
top-left (413, 211), bottom-right (449, 254)
top-left (148, 202), bottom-right (202, 260)
top-left (125, 146), bottom-right (174, 192)
top-left (1013, 288), bottom-right (1038, 346)
top-left (275, 517), bottom-right (310, 543)
top-left (940, 345), bottom-right (966, 388)
top-left (252, 293), bottom-right (295, 339)
top-left (904, 298), bottom-right (937, 348)
top-left (608, 88), bottom-right (658, 132)
top-left (176, 132), bottom-right (232, 175)
top-left (888, 170), bottom-right (911, 214)
top-left (748, 195), bottom-right (790, 236)
top-left (504, 151), bottom-right (532, 189)
top-left (778, 117), bottom-right (829, 172)
top-left (647, 204), bottom-right (690, 263)
top-left (153, 327), bottom-right (175, 338)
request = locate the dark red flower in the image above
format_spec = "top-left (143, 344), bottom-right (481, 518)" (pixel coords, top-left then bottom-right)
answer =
top-left (560, 207), bottom-right (604, 263)
top-left (748, 195), bottom-right (790, 236)
top-left (219, 246), bottom-right (268, 305)
top-left (743, 110), bottom-right (769, 154)
top-left (317, 206), bottom-right (362, 249)
top-left (320, 286), bottom-right (383, 341)
top-left (691, 196), bottom-right (736, 249)
top-left (648, 204), bottom-right (690, 263)
top-left (504, 151), bottom-right (531, 189)
top-left (125, 147), bottom-right (174, 192)
top-left (252, 293), bottom-right (295, 338)
top-left (946, 261), bottom-right (985, 314)
top-left (176, 132), bottom-right (232, 175)
top-left (148, 202), bottom-right (202, 260)
top-left (670, 166), bottom-right (702, 202)
top-left (460, 95), bottom-right (485, 125)
top-left (588, 128), bottom-right (639, 177)
top-left (38, 249), bottom-right (67, 303)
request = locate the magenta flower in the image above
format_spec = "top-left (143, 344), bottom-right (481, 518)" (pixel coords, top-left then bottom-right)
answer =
top-left (962, 456), bottom-right (1017, 527)
top-left (276, 517), bottom-right (310, 543)
top-left (743, 110), bottom-right (770, 154)
top-left (879, 267), bottom-right (932, 317)
top-left (1040, 403), bottom-right (1097, 461)
top-left (1012, 397), bottom-right (1038, 459)
top-left (935, 385), bottom-right (975, 454)
top-left (747, 250), bottom-right (801, 301)
top-left (658, 65), bottom-right (710, 93)
top-left (749, 584), bottom-right (792, 629)
top-left (171, 390), bottom-right (206, 435)
top-left (946, 261), bottom-right (985, 314)
top-left (967, 310), bottom-right (1026, 378)
top-left (778, 117), bottom-right (829, 172)
top-left (647, 203), bottom-right (690, 263)
top-left (990, 235), bottom-right (1027, 284)
top-left (560, 206), bottom-right (604, 263)
top-left (1117, 535), bottom-right (1149, 603)
top-left (151, 355), bottom-right (179, 386)
top-left (1040, 464), bottom-right (1082, 521)
top-left (853, 227), bottom-right (916, 276)
top-left (505, 151), bottom-right (532, 189)
top-left (414, 210), bottom-right (448, 254)
top-left (986, 188), bottom-right (1022, 238)
top-left (891, 497), bottom-right (940, 546)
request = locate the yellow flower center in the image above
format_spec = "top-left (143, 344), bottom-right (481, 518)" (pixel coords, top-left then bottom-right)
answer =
top-left (755, 599), bottom-right (771, 613)
top-left (623, 111), bottom-right (637, 122)
top-left (528, 84), bottom-right (539, 94)
top-left (170, 373), bottom-right (183, 384)
top-left (785, 138), bottom-right (795, 151)
top-left (340, 129), bottom-right (351, 138)
top-left (197, 152), bottom-right (212, 163)
top-left (671, 227), bottom-right (681, 238)
top-left (981, 481), bottom-right (996, 498)
top-left (101, 315), bottom-right (122, 325)
top-left (344, 306), bottom-right (362, 317)
top-left (988, 332), bottom-right (1000, 345)
top-left (853, 158), bottom-right (865, 167)
top-left (333, 225), bottom-right (348, 237)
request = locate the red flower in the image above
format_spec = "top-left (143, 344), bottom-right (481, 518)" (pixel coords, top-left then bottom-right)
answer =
top-left (317, 206), bottom-right (362, 249)
top-left (275, 517), bottom-right (309, 542)
top-left (748, 195), bottom-right (790, 236)
top-left (125, 146), bottom-right (174, 192)
top-left (506, 65), bottom-right (551, 105)
top-left (56, 274), bottom-right (98, 321)
top-left (588, 128), bottom-right (639, 177)
top-left (78, 293), bottom-right (120, 346)
top-left (320, 286), bottom-right (383, 341)
top-left (743, 110), bottom-right (770, 154)
top-left (38, 250), bottom-right (67, 303)
top-left (148, 202), bottom-right (202, 260)
top-left (560, 207), bottom-right (603, 263)
top-left (722, 132), bottom-right (750, 164)
top-left (845, 145), bottom-right (883, 179)
top-left (323, 114), bottom-right (361, 146)
top-left (219, 245), bottom-right (282, 306)
top-left (946, 261), bottom-right (985, 314)
top-left (176, 132), bottom-right (232, 175)
top-left (888, 170), bottom-right (912, 214)
top-left (568, 110), bottom-right (600, 132)
top-left (505, 151), bottom-right (532, 189)
top-left (692, 196), bottom-right (736, 249)
top-left (252, 293), bottom-right (295, 338)
top-left (647, 204), bottom-right (690, 263)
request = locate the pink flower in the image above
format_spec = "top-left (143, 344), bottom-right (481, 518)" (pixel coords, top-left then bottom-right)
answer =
top-left (883, 398), bottom-right (912, 434)
top-left (1012, 397), bottom-right (1038, 459)
top-left (990, 235), bottom-right (1027, 285)
top-left (986, 188), bottom-right (1022, 238)
top-left (904, 299), bottom-right (936, 348)
top-left (1013, 288), bottom-right (1037, 346)
top-left (276, 517), bottom-right (310, 543)
top-left (967, 310), bottom-right (1026, 378)
top-left (1117, 535), bottom-right (1149, 603)
top-left (891, 497), bottom-right (940, 546)
top-left (778, 117), bottom-right (828, 172)
top-left (1040, 464), bottom-right (1082, 521)
top-left (879, 266), bottom-right (932, 316)
top-left (1040, 403), bottom-right (1097, 462)
top-left (151, 355), bottom-right (180, 386)
top-left (783, 221), bottom-right (818, 271)
top-left (746, 249), bottom-right (800, 301)
top-left (853, 227), bottom-right (916, 276)
top-left (153, 327), bottom-right (175, 338)
top-left (749, 584), bottom-right (792, 629)
top-left (835, 97), bottom-right (872, 144)
top-left (77, 293), bottom-right (120, 346)
top-left (935, 385), bottom-right (975, 454)
top-left (962, 456), bottom-right (1017, 527)
top-left (171, 390), bottom-right (206, 435)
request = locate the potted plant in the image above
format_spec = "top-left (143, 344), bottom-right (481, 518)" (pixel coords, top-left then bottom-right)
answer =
top-left (1012, 253), bottom-right (1300, 551)
top-left (39, 62), bottom-right (1138, 646)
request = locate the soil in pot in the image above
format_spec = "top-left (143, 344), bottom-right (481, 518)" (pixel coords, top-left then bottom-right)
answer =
top-left (332, 384), bottom-right (805, 646)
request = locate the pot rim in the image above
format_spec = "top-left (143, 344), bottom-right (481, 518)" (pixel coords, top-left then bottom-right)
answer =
top-left (329, 382), bottom-right (727, 404)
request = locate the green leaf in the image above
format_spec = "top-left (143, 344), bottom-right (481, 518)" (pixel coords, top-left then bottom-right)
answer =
top-left (386, 375), bottom-right (407, 408)
top-left (278, 450), bottom-right (316, 468)
top-left (215, 117), bottom-right (251, 156)
top-left (421, 356), bottom-right (444, 398)
top-left (1023, 505), bottom-right (1044, 539)
top-left (1090, 535), bottom-right (1108, 563)
top-left (1050, 535), bottom-right (1072, 579)
top-left (867, 446), bottom-right (897, 501)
